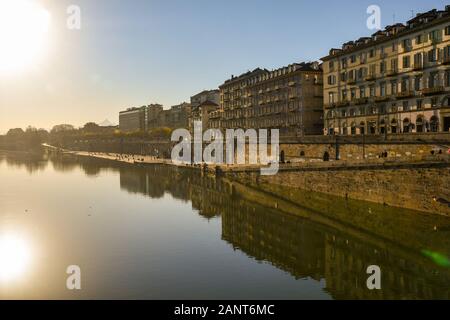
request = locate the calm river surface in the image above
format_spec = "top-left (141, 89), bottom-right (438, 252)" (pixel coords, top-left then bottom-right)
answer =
top-left (0, 151), bottom-right (449, 300)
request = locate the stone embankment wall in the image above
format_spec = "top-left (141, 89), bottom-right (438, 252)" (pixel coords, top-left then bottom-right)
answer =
top-left (225, 161), bottom-right (450, 216)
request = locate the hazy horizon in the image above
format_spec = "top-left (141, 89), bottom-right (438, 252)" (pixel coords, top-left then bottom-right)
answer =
top-left (0, 0), bottom-right (447, 134)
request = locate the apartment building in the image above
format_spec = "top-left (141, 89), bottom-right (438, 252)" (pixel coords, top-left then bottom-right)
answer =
top-left (119, 106), bottom-right (148, 132)
top-left (322, 6), bottom-right (450, 136)
top-left (219, 62), bottom-right (324, 136)
top-left (190, 89), bottom-right (220, 108)
top-left (189, 100), bottom-right (220, 133)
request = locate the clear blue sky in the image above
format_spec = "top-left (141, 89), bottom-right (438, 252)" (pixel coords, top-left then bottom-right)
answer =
top-left (1, 0), bottom-right (447, 132)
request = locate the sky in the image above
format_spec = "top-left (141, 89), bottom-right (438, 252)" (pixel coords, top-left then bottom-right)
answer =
top-left (0, 0), bottom-right (448, 133)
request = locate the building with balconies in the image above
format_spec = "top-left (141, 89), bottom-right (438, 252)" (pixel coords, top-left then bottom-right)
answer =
top-left (322, 6), bottom-right (450, 136)
top-left (219, 62), bottom-right (323, 136)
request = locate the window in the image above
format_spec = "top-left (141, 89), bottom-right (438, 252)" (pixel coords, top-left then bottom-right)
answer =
top-left (380, 61), bottom-right (386, 73)
top-left (415, 76), bottom-right (422, 91)
top-left (340, 72), bottom-right (347, 81)
top-left (414, 53), bottom-right (423, 68)
top-left (328, 75), bottom-right (336, 85)
top-left (329, 92), bottom-right (336, 104)
top-left (370, 85), bottom-right (375, 97)
top-left (431, 97), bottom-right (438, 108)
top-left (403, 39), bottom-right (412, 51)
top-left (370, 64), bottom-right (376, 76)
top-left (360, 53), bottom-right (367, 64)
top-left (391, 80), bottom-right (398, 94)
top-left (369, 49), bottom-right (375, 58)
top-left (392, 42), bottom-right (397, 52)
top-left (429, 72), bottom-right (438, 88)
top-left (342, 90), bottom-right (347, 101)
top-left (444, 45), bottom-right (450, 62)
top-left (380, 82), bottom-right (386, 96)
top-left (329, 61), bottom-right (335, 71)
top-left (401, 77), bottom-right (409, 92)
top-left (416, 34), bottom-right (423, 44)
top-left (391, 59), bottom-right (398, 72)
top-left (359, 86), bottom-right (366, 98)
top-left (350, 55), bottom-right (356, 63)
top-left (428, 49), bottom-right (437, 62)
top-left (403, 56), bottom-right (411, 68)
top-left (403, 101), bottom-right (409, 112)
top-left (357, 67), bottom-right (365, 80)
top-left (446, 70), bottom-right (450, 87)
top-left (429, 29), bottom-right (442, 42)
top-left (417, 99), bottom-right (423, 110)
top-left (348, 70), bottom-right (355, 81)
top-left (341, 58), bottom-right (347, 68)
top-left (446, 26), bottom-right (450, 36)
top-left (351, 88), bottom-right (356, 100)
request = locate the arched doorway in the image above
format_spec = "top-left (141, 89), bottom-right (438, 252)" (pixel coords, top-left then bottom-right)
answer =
top-left (403, 118), bottom-right (411, 133)
top-left (328, 123), bottom-right (335, 135)
top-left (380, 119), bottom-right (386, 135)
top-left (351, 122), bottom-right (357, 135)
top-left (416, 116), bottom-right (424, 133)
top-left (368, 121), bottom-right (377, 134)
top-left (430, 116), bottom-right (439, 132)
top-left (342, 122), bottom-right (348, 135)
top-left (359, 122), bottom-right (365, 135)
top-left (391, 119), bottom-right (398, 133)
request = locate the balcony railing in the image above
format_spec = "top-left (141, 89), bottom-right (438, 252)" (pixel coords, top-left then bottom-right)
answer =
top-left (386, 70), bottom-right (398, 77)
top-left (288, 81), bottom-right (296, 87)
top-left (413, 64), bottom-right (423, 71)
top-left (365, 74), bottom-right (376, 81)
top-left (336, 100), bottom-right (349, 107)
top-left (374, 95), bottom-right (391, 102)
top-left (443, 56), bottom-right (450, 65)
top-left (354, 97), bottom-right (369, 105)
top-left (421, 86), bottom-right (445, 96)
top-left (396, 91), bottom-right (415, 99)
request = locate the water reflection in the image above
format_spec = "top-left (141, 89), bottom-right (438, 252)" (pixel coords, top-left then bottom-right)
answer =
top-left (1, 151), bottom-right (450, 299)
top-left (0, 232), bottom-right (32, 283)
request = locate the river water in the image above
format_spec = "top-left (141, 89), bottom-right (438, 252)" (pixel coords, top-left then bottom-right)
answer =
top-left (0, 151), bottom-right (449, 299)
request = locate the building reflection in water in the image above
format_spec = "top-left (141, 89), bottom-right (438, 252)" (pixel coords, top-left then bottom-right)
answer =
top-left (3, 152), bottom-right (450, 299)
top-left (115, 160), bottom-right (450, 299)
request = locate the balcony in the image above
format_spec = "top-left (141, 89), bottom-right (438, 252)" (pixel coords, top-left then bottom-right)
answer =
top-left (374, 95), bottom-right (391, 102)
top-left (421, 86), bottom-right (445, 96)
top-left (431, 38), bottom-right (442, 45)
top-left (347, 78), bottom-right (356, 85)
top-left (413, 64), bottom-right (423, 71)
top-left (386, 70), bottom-right (398, 77)
top-left (288, 81), bottom-right (296, 87)
top-left (443, 56), bottom-right (450, 65)
top-left (354, 97), bottom-right (368, 105)
top-left (365, 74), bottom-right (376, 81)
top-left (396, 91), bottom-right (415, 99)
top-left (336, 100), bottom-right (349, 107)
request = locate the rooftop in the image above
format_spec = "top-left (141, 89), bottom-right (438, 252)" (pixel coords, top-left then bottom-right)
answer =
top-left (322, 5), bottom-right (450, 61)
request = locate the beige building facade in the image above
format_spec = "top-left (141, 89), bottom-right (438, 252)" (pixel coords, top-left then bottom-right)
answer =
top-left (322, 7), bottom-right (450, 136)
top-left (219, 62), bottom-right (324, 136)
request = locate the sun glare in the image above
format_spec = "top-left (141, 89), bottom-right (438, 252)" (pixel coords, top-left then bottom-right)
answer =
top-left (0, 233), bottom-right (32, 282)
top-left (0, 0), bottom-right (51, 74)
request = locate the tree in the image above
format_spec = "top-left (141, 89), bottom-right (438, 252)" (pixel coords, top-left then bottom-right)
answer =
top-left (51, 124), bottom-right (76, 134)
top-left (6, 128), bottom-right (25, 137)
